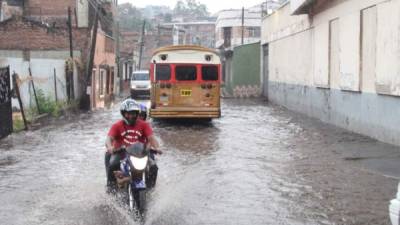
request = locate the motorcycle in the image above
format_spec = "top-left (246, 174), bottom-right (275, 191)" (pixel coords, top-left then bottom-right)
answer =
top-left (113, 143), bottom-right (159, 216)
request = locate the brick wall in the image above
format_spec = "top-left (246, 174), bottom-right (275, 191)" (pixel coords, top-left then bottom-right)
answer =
top-left (94, 31), bottom-right (115, 67)
top-left (0, 17), bottom-right (89, 51)
top-left (120, 31), bottom-right (139, 55)
top-left (25, 0), bottom-right (76, 16)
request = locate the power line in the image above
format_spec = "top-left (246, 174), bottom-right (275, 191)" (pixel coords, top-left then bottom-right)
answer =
top-left (86, 0), bottom-right (115, 31)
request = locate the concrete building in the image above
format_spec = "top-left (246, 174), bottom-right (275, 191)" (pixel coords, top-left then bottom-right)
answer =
top-left (119, 31), bottom-right (139, 94)
top-left (162, 21), bottom-right (216, 48)
top-left (0, 0), bottom-right (118, 110)
top-left (261, 0), bottom-right (400, 146)
top-left (215, 7), bottom-right (262, 50)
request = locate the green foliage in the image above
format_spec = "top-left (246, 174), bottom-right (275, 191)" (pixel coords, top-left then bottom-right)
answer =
top-left (118, 3), bottom-right (147, 31)
top-left (163, 13), bottom-right (172, 23)
top-left (13, 117), bottom-right (24, 132)
top-left (34, 89), bottom-right (68, 117)
top-left (173, 0), bottom-right (210, 19)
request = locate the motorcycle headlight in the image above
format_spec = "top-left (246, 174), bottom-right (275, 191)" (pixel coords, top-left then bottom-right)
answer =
top-left (130, 156), bottom-right (148, 170)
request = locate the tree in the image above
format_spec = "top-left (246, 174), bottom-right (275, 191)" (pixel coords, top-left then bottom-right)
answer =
top-left (173, 0), bottom-right (210, 20)
top-left (163, 13), bottom-right (173, 23)
top-left (118, 3), bottom-right (144, 31)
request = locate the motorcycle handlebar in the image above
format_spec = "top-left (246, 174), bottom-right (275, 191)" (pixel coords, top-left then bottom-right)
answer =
top-left (117, 145), bottom-right (162, 155)
top-left (149, 148), bottom-right (161, 155)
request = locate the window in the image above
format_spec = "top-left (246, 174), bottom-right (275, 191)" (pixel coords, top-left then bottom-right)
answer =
top-left (202, 66), bottom-right (218, 81)
top-left (110, 68), bottom-right (114, 94)
top-left (223, 27), bottom-right (232, 47)
top-left (247, 27), bottom-right (261, 37)
top-left (176, 66), bottom-right (197, 81)
top-left (156, 64), bottom-right (171, 81)
top-left (23, 50), bottom-right (30, 61)
top-left (105, 37), bottom-right (114, 53)
top-left (132, 73), bottom-right (149, 81)
top-left (99, 70), bottom-right (104, 95)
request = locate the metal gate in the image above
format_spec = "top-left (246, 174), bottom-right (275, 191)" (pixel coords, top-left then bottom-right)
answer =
top-left (0, 66), bottom-right (12, 139)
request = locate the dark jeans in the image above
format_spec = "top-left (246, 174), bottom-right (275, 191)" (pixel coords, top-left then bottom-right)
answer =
top-left (105, 151), bottom-right (125, 185)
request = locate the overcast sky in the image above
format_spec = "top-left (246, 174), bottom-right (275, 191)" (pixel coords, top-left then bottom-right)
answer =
top-left (118, 0), bottom-right (264, 14)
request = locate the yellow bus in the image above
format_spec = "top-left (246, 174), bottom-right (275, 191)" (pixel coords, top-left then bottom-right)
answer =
top-left (149, 45), bottom-right (221, 119)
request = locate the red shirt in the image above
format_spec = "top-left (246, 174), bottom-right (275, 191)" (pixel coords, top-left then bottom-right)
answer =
top-left (108, 119), bottom-right (153, 149)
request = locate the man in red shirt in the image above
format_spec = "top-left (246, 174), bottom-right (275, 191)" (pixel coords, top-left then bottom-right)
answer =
top-left (105, 99), bottom-right (161, 188)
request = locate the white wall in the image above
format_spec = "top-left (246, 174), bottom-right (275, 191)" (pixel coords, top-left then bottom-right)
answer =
top-left (263, 0), bottom-right (400, 95)
top-left (262, 0), bottom-right (400, 146)
top-left (76, 0), bottom-right (89, 28)
top-left (376, 0), bottom-right (400, 96)
top-left (0, 50), bottom-right (81, 110)
top-left (262, 4), bottom-right (312, 86)
top-left (269, 29), bottom-right (313, 86)
top-left (290, 0), bottom-right (309, 14)
top-left (261, 3), bottom-right (310, 45)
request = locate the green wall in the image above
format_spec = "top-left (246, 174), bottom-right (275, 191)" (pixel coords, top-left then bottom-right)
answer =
top-left (225, 42), bottom-right (261, 97)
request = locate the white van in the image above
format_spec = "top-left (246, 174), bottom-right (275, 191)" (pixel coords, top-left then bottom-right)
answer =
top-left (130, 70), bottom-right (150, 98)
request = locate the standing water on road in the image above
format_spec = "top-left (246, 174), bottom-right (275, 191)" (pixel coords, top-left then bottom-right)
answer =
top-left (0, 99), bottom-right (397, 225)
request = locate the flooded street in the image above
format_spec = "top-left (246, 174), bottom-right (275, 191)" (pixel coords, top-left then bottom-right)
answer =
top-left (0, 99), bottom-right (398, 225)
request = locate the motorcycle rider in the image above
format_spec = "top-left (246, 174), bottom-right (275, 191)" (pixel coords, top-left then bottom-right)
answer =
top-left (105, 99), bottom-right (161, 190)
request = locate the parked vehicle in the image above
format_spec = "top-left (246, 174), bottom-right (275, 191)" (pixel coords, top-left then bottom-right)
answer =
top-left (130, 70), bottom-right (151, 98)
top-left (113, 143), bottom-right (159, 217)
top-left (390, 182), bottom-right (400, 225)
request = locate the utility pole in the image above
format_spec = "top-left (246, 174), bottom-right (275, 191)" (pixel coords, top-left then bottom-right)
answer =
top-left (67, 7), bottom-right (75, 99)
top-left (157, 24), bottom-right (160, 48)
top-left (241, 7), bottom-right (244, 45)
top-left (138, 20), bottom-right (145, 70)
top-left (117, 21), bottom-right (122, 97)
top-left (114, 0), bottom-right (122, 97)
top-left (80, 5), bottom-right (99, 110)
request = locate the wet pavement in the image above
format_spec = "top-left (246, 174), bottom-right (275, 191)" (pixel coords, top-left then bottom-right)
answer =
top-left (0, 98), bottom-right (399, 225)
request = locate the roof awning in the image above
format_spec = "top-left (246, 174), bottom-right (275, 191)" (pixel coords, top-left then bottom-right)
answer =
top-left (290, 0), bottom-right (316, 15)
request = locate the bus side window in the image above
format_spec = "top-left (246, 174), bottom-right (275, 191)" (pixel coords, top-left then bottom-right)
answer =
top-left (156, 65), bottom-right (171, 81)
top-left (202, 66), bottom-right (218, 81)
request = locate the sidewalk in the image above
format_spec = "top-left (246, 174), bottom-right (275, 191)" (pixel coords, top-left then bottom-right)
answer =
top-left (282, 105), bottom-right (400, 180)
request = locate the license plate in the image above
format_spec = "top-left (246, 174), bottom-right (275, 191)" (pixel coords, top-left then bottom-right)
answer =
top-left (160, 96), bottom-right (169, 101)
top-left (134, 180), bottom-right (146, 189)
top-left (181, 89), bottom-right (192, 96)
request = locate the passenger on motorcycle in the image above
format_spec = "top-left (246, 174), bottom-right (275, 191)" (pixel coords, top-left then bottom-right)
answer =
top-left (138, 103), bottom-right (148, 121)
top-left (105, 99), bottom-right (161, 190)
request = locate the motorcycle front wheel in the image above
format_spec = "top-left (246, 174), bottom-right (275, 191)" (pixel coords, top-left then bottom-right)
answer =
top-left (133, 189), bottom-right (147, 215)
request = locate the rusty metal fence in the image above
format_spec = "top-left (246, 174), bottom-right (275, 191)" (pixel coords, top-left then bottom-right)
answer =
top-left (0, 66), bottom-right (12, 139)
